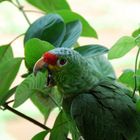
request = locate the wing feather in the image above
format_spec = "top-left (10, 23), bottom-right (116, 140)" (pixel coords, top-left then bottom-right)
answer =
top-left (70, 80), bottom-right (140, 140)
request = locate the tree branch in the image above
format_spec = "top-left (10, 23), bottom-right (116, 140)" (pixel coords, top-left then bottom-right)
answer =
top-left (2, 103), bottom-right (51, 131)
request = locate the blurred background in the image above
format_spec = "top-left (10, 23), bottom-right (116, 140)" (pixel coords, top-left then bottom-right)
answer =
top-left (0, 0), bottom-right (140, 139)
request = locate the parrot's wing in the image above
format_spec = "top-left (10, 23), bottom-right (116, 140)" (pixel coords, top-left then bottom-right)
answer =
top-left (70, 80), bottom-right (140, 140)
top-left (88, 55), bottom-right (116, 80)
top-left (70, 93), bottom-right (123, 140)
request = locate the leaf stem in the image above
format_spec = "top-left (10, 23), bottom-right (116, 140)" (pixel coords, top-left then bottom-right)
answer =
top-left (2, 103), bottom-right (51, 131)
top-left (132, 46), bottom-right (140, 97)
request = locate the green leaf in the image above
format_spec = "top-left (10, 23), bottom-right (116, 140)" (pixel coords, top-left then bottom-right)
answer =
top-left (0, 58), bottom-right (22, 105)
top-left (74, 44), bottom-right (108, 57)
top-left (0, 45), bottom-right (13, 62)
top-left (55, 10), bottom-right (97, 38)
top-left (14, 71), bottom-right (61, 118)
top-left (0, 0), bottom-right (9, 3)
top-left (132, 28), bottom-right (140, 37)
top-left (26, 0), bottom-right (71, 12)
top-left (50, 110), bottom-right (79, 140)
top-left (50, 111), bottom-right (69, 140)
top-left (25, 38), bottom-right (54, 71)
top-left (118, 69), bottom-right (140, 90)
top-left (108, 36), bottom-right (136, 59)
top-left (60, 20), bottom-right (82, 48)
top-left (13, 72), bottom-right (46, 108)
top-left (0, 86), bottom-right (17, 106)
top-left (118, 69), bottom-right (135, 89)
top-left (135, 35), bottom-right (140, 46)
top-left (31, 87), bottom-right (62, 119)
top-left (24, 14), bottom-right (66, 48)
top-left (31, 130), bottom-right (49, 140)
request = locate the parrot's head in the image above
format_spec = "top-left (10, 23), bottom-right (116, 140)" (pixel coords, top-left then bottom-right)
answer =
top-left (33, 48), bottom-right (96, 95)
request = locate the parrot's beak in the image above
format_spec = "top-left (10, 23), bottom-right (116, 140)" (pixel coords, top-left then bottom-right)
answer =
top-left (33, 57), bottom-right (47, 76)
top-left (33, 57), bottom-right (56, 87)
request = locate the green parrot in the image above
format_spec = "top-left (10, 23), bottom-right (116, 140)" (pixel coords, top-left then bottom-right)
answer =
top-left (33, 47), bottom-right (140, 140)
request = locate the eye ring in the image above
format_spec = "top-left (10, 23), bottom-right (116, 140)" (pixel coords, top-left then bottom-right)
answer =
top-left (57, 58), bottom-right (67, 67)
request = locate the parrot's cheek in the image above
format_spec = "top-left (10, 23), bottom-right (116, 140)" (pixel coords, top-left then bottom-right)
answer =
top-left (48, 64), bottom-right (59, 70)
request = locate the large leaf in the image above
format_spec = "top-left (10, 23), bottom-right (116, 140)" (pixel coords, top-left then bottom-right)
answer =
top-left (60, 20), bottom-right (82, 48)
top-left (0, 58), bottom-right (22, 105)
top-left (26, 0), bottom-right (71, 12)
top-left (14, 72), bottom-right (61, 118)
top-left (0, 45), bottom-right (13, 62)
top-left (118, 69), bottom-right (140, 90)
top-left (25, 38), bottom-right (54, 71)
top-left (13, 72), bottom-right (46, 108)
top-left (31, 87), bottom-right (62, 119)
top-left (50, 111), bottom-right (69, 140)
top-left (32, 130), bottom-right (49, 140)
top-left (108, 36), bottom-right (136, 59)
top-left (24, 14), bottom-right (66, 48)
top-left (74, 44), bottom-right (108, 57)
top-left (55, 10), bottom-right (97, 38)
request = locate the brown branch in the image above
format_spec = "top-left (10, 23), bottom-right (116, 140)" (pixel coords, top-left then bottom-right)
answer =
top-left (3, 103), bottom-right (51, 131)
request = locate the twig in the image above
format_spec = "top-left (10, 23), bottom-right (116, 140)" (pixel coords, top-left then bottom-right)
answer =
top-left (6, 99), bottom-right (14, 104)
top-left (9, 0), bottom-right (19, 8)
top-left (24, 10), bottom-right (45, 14)
top-left (9, 33), bottom-right (25, 45)
top-left (10, 0), bottom-right (31, 25)
top-left (132, 47), bottom-right (140, 97)
top-left (3, 103), bottom-right (51, 131)
top-left (16, 0), bottom-right (31, 25)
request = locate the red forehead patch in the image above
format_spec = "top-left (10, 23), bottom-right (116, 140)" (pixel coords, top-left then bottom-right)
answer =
top-left (43, 52), bottom-right (58, 65)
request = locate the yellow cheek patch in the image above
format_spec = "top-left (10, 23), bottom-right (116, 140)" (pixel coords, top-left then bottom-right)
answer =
top-left (48, 65), bottom-right (59, 70)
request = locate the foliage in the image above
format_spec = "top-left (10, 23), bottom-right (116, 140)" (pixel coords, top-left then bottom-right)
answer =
top-left (0, 0), bottom-right (140, 139)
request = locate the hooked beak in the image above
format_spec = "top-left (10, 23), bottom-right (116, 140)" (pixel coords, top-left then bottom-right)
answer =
top-left (33, 57), bottom-right (47, 76)
top-left (33, 57), bottom-right (55, 87)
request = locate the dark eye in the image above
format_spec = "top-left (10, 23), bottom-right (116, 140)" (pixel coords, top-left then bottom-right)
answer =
top-left (57, 58), bottom-right (67, 67)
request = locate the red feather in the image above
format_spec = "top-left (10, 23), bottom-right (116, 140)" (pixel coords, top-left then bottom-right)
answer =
top-left (43, 52), bottom-right (58, 65)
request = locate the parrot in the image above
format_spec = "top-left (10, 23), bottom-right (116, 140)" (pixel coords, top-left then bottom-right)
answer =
top-left (33, 47), bottom-right (140, 140)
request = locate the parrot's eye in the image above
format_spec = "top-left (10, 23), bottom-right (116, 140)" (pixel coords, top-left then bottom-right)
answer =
top-left (57, 58), bottom-right (67, 67)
